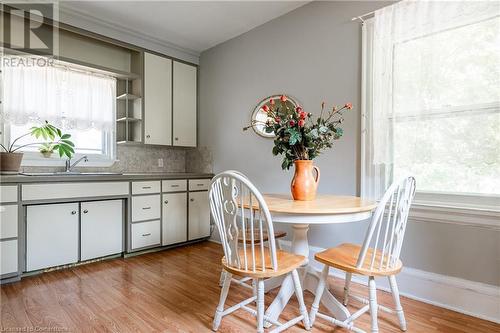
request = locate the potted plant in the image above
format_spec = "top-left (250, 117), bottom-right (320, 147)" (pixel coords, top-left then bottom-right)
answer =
top-left (0, 121), bottom-right (75, 173)
top-left (244, 95), bottom-right (352, 200)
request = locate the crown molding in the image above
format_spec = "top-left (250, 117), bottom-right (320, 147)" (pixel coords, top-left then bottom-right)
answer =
top-left (58, 5), bottom-right (200, 63)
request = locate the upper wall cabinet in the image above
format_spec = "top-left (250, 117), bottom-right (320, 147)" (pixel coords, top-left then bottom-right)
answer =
top-left (144, 53), bottom-right (173, 146)
top-left (173, 61), bottom-right (197, 147)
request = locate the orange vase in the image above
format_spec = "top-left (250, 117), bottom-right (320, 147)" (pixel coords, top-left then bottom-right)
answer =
top-left (290, 160), bottom-right (320, 201)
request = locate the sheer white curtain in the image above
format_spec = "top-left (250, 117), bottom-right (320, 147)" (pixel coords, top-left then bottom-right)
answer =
top-left (362, 0), bottom-right (500, 199)
top-left (2, 56), bottom-right (116, 130)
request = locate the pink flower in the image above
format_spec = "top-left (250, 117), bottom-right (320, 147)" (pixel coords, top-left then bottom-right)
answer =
top-left (289, 120), bottom-right (296, 126)
top-left (345, 103), bottom-right (353, 109)
top-left (295, 106), bottom-right (303, 113)
top-left (262, 105), bottom-right (270, 112)
top-left (275, 116), bottom-right (281, 123)
top-left (298, 119), bottom-right (305, 127)
top-left (299, 111), bottom-right (307, 119)
top-left (280, 95), bottom-right (287, 102)
top-left (270, 99), bottom-right (275, 106)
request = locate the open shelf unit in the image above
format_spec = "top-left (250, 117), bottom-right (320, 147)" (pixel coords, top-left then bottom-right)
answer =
top-left (116, 77), bottom-right (143, 144)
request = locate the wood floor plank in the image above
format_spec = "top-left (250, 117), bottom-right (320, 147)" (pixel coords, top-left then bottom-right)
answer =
top-left (0, 241), bottom-right (498, 333)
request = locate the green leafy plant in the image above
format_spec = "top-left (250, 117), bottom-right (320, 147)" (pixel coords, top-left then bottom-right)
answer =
top-left (0, 121), bottom-right (76, 158)
top-left (244, 95), bottom-right (352, 170)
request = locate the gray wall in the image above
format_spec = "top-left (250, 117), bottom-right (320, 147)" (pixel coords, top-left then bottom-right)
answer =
top-left (198, 1), bottom-right (499, 286)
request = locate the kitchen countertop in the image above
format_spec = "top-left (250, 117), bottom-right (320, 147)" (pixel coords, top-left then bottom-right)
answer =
top-left (0, 172), bottom-right (214, 184)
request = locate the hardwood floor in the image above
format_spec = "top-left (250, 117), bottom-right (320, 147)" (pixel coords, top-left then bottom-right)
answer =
top-left (1, 241), bottom-right (498, 332)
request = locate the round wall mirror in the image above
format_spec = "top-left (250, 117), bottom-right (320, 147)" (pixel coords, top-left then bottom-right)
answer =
top-left (251, 94), bottom-right (300, 138)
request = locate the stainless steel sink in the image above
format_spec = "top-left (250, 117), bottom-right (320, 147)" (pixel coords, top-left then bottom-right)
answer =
top-left (20, 172), bottom-right (123, 176)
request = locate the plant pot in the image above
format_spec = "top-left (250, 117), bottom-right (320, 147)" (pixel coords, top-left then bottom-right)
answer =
top-left (290, 160), bottom-right (320, 201)
top-left (41, 151), bottom-right (53, 158)
top-left (0, 152), bottom-right (24, 173)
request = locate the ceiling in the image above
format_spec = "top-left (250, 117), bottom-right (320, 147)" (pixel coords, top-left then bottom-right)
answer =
top-left (59, 1), bottom-right (309, 55)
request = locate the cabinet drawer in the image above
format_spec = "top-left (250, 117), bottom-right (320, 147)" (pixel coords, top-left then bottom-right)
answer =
top-left (132, 195), bottom-right (160, 221)
top-left (0, 186), bottom-right (17, 203)
top-left (0, 205), bottom-right (18, 239)
top-left (131, 220), bottom-right (160, 249)
top-left (132, 181), bottom-right (161, 195)
top-left (189, 179), bottom-right (211, 191)
top-left (162, 179), bottom-right (187, 192)
top-left (0, 239), bottom-right (18, 275)
top-left (22, 182), bottom-right (129, 201)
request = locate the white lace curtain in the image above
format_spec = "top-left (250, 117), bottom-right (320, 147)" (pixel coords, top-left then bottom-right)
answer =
top-left (2, 57), bottom-right (116, 130)
top-left (362, 0), bottom-right (500, 199)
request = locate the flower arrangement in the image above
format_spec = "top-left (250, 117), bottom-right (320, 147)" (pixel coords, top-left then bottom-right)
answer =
top-left (244, 95), bottom-right (352, 170)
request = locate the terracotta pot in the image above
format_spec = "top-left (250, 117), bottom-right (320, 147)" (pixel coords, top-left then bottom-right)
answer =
top-left (0, 152), bottom-right (23, 173)
top-left (290, 160), bottom-right (320, 201)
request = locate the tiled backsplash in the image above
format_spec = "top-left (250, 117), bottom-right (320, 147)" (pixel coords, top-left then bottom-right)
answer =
top-left (20, 145), bottom-right (213, 174)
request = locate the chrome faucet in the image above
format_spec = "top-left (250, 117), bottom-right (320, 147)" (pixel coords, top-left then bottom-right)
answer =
top-left (65, 156), bottom-right (88, 173)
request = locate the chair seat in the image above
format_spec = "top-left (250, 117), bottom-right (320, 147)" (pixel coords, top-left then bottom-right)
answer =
top-left (315, 243), bottom-right (403, 276)
top-left (222, 247), bottom-right (306, 278)
top-left (238, 230), bottom-right (287, 244)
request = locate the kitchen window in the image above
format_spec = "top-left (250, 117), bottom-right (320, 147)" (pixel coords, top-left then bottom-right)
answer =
top-left (361, 1), bottom-right (500, 211)
top-left (0, 56), bottom-right (116, 166)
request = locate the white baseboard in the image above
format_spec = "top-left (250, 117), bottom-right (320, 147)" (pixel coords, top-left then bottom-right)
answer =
top-left (277, 240), bottom-right (500, 324)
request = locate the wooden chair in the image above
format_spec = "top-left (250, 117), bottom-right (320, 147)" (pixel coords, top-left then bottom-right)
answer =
top-left (217, 171), bottom-right (288, 290)
top-left (309, 176), bottom-right (416, 333)
top-left (210, 171), bottom-right (310, 333)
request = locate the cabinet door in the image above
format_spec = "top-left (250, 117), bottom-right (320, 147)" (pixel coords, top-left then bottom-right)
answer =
top-left (81, 200), bottom-right (123, 261)
top-left (26, 203), bottom-right (79, 271)
top-left (162, 192), bottom-right (187, 245)
top-left (188, 191), bottom-right (210, 240)
top-left (173, 61), bottom-right (197, 147)
top-left (0, 239), bottom-right (18, 275)
top-left (144, 52), bottom-right (172, 145)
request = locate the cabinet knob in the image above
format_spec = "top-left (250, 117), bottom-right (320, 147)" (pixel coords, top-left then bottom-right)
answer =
top-left (175, 137), bottom-right (179, 141)
top-left (164, 200), bottom-right (169, 204)
top-left (83, 209), bottom-right (89, 214)
top-left (146, 134), bottom-right (151, 139)
top-left (190, 198), bottom-right (195, 202)
top-left (71, 211), bottom-right (77, 215)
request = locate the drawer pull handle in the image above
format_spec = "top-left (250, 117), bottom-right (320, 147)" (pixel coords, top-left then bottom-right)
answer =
top-left (71, 211), bottom-right (77, 215)
top-left (83, 209), bottom-right (89, 214)
top-left (164, 200), bottom-right (169, 204)
top-left (171, 184), bottom-right (179, 187)
top-left (142, 207), bottom-right (151, 210)
top-left (142, 186), bottom-right (152, 189)
top-left (142, 233), bottom-right (151, 237)
top-left (197, 183), bottom-right (204, 186)
top-left (190, 198), bottom-right (195, 202)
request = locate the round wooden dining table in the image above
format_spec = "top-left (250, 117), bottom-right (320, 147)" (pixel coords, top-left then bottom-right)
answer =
top-left (260, 193), bottom-right (377, 325)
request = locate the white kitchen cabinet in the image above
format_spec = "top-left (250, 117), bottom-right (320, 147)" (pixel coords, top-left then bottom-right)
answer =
top-left (26, 203), bottom-right (79, 271)
top-left (173, 61), bottom-right (197, 147)
top-left (162, 192), bottom-right (187, 246)
top-left (144, 52), bottom-right (172, 145)
top-left (0, 239), bottom-right (18, 275)
top-left (188, 191), bottom-right (210, 240)
top-left (81, 200), bottom-right (123, 261)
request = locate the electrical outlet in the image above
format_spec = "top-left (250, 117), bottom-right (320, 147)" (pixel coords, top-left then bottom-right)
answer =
top-left (158, 158), bottom-right (164, 168)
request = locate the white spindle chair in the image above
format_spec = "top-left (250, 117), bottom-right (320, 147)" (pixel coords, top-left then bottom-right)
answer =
top-left (309, 176), bottom-right (416, 333)
top-left (217, 171), bottom-right (287, 290)
top-left (210, 171), bottom-right (310, 333)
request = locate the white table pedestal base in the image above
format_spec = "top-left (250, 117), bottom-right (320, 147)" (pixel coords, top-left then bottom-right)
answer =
top-left (264, 224), bottom-right (350, 326)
